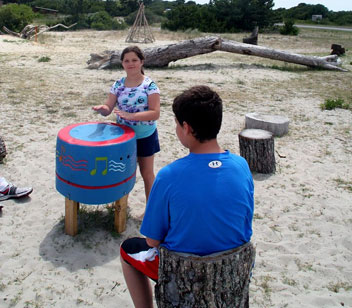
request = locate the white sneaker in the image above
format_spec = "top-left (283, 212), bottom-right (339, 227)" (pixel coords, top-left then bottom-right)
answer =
top-left (0, 182), bottom-right (33, 201)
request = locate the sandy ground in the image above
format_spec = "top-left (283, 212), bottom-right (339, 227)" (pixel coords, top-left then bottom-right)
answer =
top-left (0, 28), bottom-right (352, 307)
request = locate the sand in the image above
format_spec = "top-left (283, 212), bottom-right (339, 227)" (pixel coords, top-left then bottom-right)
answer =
top-left (0, 28), bottom-right (351, 307)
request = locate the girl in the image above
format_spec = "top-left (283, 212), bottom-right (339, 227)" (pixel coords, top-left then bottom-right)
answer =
top-left (93, 46), bottom-right (160, 204)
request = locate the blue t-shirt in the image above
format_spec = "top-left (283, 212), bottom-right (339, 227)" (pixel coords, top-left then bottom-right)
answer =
top-left (140, 150), bottom-right (254, 256)
top-left (110, 76), bottom-right (160, 139)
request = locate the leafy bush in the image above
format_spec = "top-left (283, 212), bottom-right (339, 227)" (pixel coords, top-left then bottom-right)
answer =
top-left (280, 19), bottom-right (299, 35)
top-left (111, 17), bottom-right (128, 30)
top-left (320, 98), bottom-right (351, 110)
top-left (57, 12), bottom-right (127, 31)
top-left (0, 4), bottom-right (35, 32)
top-left (89, 11), bottom-right (127, 30)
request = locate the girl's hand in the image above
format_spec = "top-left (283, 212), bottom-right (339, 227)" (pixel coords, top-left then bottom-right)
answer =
top-left (92, 105), bottom-right (110, 116)
top-left (114, 108), bottom-right (135, 121)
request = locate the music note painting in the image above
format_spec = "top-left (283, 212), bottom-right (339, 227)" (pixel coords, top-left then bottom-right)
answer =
top-left (90, 157), bottom-right (108, 176)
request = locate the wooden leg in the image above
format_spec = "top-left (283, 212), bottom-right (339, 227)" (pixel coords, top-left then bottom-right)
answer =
top-left (113, 194), bottom-right (128, 233)
top-left (65, 197), bottom-right (79, 236)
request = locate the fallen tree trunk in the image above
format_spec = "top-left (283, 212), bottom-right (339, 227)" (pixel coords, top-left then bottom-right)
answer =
top-left (218, 38), bottom-right (345, 71)
top-left (87, 36), bottom-right (347, 72)
top-left (88, 36), bottom-right (220, 69)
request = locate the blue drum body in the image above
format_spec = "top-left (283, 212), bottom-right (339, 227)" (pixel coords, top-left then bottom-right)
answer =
top-left (56, 122), bottom-right (136, 204)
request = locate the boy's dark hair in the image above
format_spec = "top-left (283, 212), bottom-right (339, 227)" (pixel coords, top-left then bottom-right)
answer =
top-left (172, 86), bottom-right (222, 142)
top-left (120, 46), bottom-right (145, 74)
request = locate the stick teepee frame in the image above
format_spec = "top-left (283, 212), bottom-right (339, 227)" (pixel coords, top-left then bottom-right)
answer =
top-left (125, 2), bottom-right (155, 43)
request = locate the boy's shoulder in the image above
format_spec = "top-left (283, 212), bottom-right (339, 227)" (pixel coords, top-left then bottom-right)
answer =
top-left (156, 155), bottom-right (191, 178)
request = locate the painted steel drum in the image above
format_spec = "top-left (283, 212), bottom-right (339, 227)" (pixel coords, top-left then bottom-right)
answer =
top-left (56, 122), bottom-right (136, 204)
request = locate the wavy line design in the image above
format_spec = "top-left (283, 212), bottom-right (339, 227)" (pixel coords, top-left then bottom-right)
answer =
top-left (109, 160), bottom-right (126, 173)
top-left (59, 154), bottom-right (88, 171)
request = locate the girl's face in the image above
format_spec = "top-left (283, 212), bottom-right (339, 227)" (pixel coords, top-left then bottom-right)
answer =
top-left (122, 51), bottom-right (143, 74)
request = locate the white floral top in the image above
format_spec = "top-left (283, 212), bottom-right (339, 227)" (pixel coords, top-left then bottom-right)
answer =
top-left (110, 76), bottom-right (160, 139)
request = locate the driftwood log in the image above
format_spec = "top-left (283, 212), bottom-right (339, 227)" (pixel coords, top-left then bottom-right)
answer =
top-left (155, 242), bottom-right (255, 308)
top-left (239, 129), bottom-right (276, 174)
top-left (245, 112), bottom-right (289, 137)
top-left (2, 23), bottom-right (77, 40)
top-left (87, 36), bottom-right (347, 71)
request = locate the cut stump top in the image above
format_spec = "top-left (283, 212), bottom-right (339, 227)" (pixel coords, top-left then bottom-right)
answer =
top-left (245, 112), bottom-right (289, 137)
top-left (239, 128), bottom-right (273, 139)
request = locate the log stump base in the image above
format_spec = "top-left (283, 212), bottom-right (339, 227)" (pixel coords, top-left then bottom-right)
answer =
top-left (239, 129), bottom-right (275, 174)
top-left (155, 242), bottom-right (256, 308)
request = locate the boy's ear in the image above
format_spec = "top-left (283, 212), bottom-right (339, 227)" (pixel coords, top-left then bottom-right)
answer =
top-left (183, 121), bottom-right (193, 135)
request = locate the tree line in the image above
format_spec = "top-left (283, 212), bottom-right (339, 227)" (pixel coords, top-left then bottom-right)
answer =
top-left (1, 0), bottom-right (351, 34)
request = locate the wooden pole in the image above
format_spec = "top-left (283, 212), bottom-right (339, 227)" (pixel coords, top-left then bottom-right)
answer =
top-left (113, 194), bottom-right (129, 233)
top-left (65, 197), bottom-right (79, 236)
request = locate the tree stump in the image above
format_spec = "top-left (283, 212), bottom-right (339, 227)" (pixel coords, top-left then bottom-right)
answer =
top-left (242, 26), bottom-right (258, 45)
top-left (239, 129), bottom-right (275, 174)
top-left (245, 112), bottom-right (289, 137)
top-left (331, 44), bottom-right (345, 56)
top-left (155, 242), bottom-right (255, 308)
top-left (0, 136), bottom-right (6, 163)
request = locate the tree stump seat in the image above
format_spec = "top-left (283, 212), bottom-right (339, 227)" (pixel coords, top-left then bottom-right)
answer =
top-left (242, 26), bottom-right (259, 45)
top-left (331, 44), bottom-right (345, 56)
top-left (155, 242), bottom-right (256, 308)
top-left (245, 112), bottom-right (289, 137)
top-left (239, 129), bottom-right (275, 174)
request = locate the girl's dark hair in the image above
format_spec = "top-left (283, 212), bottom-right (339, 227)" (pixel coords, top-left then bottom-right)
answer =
top-left (120, 46), bottom-right (145, 75)
top-left (172, 86), bottom-right (223, 143)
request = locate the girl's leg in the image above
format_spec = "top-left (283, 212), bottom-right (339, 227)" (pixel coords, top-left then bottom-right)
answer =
top-left (138, 155), bottom-right (155, 201)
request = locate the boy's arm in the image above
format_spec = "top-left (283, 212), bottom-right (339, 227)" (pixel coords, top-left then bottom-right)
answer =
top-left (146, 237), bottom-right (161, 248)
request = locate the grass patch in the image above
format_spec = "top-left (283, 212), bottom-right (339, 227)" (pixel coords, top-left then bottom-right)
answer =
top-left (320, 98), bottom-right (351, 110)
top-left (327, 281), bottom-right (352, 293)
top-left (3, 39), bottom-right (27, 44)
top-left (268, 64), bottom-right (308, 72)
top-left (62, 111), bottom-right (77, 118)
top-left (334, 178), bottom-right (352, 192)
top-left (38, 56), bottom-right (51, 63)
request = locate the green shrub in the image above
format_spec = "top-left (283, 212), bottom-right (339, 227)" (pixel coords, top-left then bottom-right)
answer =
top-left (89, 11), bottom-right (113, 30)
top-left (111, 18), bottom-right (128, 30)
top-left (38, 56), bottom-right (51, 62)
top-left (0, 4), bottom-right (35, 32)
top-left (88, 11), bottom-right (127, 30)
top-left (280, 19), bottom-right (299, 35)
top-left (320, 98), bottom-right (351, 110)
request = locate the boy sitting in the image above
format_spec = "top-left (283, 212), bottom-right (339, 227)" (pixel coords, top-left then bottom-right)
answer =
top-left (120, 85), bottom-right (254, 308)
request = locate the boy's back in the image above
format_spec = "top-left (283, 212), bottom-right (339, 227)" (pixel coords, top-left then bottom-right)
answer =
top-left (141, 150), bottom-right (254, 255)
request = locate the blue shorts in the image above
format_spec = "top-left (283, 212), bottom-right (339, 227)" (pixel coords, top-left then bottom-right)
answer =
top-left (137, 129), bottom-right (160, 157)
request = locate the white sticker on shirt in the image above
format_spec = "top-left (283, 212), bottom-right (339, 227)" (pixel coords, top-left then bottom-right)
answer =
top-left (208, 160), bottom-right (222, 168)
